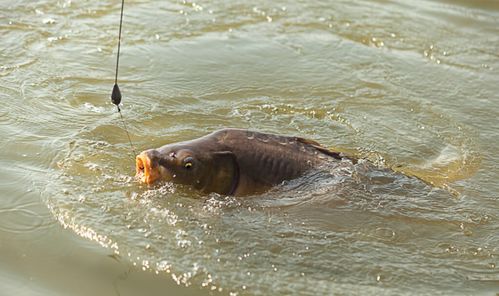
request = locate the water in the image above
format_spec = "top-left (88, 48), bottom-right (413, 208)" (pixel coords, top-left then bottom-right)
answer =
top-left (1, 0), bottom-right (498, 295)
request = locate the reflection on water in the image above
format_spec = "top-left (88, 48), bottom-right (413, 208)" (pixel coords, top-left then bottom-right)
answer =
top-left (44, 97), bottom-right (490, 295)
top-left (1, 0), bottom-right (499, 295)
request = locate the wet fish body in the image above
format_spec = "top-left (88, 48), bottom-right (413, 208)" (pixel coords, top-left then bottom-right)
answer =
top-left (136, 128), bottom-right (344, 196)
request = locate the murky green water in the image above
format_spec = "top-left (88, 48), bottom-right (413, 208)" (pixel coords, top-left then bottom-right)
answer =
top-left (1, 0), bottom-right (498, 295)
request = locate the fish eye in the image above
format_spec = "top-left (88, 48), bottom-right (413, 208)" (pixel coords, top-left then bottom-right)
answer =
top-left (183, 157), bottom-right (194, 169)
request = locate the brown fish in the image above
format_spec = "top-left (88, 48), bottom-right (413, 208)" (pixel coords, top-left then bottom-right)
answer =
top-left (135, 128), bottom-right (345, 196)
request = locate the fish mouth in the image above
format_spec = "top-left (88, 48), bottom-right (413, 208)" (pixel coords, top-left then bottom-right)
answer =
top-left (136, 152), bottom-right (163, 185)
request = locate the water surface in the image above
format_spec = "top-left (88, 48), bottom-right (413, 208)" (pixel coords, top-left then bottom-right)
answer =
top-left (1, 0), bottom-right (498, 295)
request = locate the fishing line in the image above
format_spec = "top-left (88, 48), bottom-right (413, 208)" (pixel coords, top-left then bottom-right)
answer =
top-left (111, 0), bottom-right (137, 157)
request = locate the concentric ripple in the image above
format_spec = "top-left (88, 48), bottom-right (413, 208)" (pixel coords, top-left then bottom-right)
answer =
top-left (42, 95), bottom-right (490, 295)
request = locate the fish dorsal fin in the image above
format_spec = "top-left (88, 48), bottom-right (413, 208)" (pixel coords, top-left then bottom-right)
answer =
top-left (295, 137), bottom-right (321, 147)
top-left (296, 137), bottom-right (342, 160)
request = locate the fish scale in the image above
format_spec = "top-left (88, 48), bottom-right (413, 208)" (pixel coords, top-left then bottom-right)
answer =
top-left (136, 128), bottom-right (346, 195)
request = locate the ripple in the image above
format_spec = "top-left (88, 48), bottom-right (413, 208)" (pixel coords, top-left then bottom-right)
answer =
top-left (0, 206), bottom-right (52, 234)
top-left (42, 117), bottom-right (483, 295)
top-left (19, 0), bottom-right (495, 294)
top-left (0, 58), bottom-right (38, 77)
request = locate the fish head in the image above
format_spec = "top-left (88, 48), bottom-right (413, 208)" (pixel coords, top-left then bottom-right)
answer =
top-left (136, 145), bottom-right (204, 185)
top-left (136, 142), bottom-right (238, 194)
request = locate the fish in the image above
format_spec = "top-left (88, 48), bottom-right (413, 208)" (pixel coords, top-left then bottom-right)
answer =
top-left (135, 128), bottom-right (347, 196)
